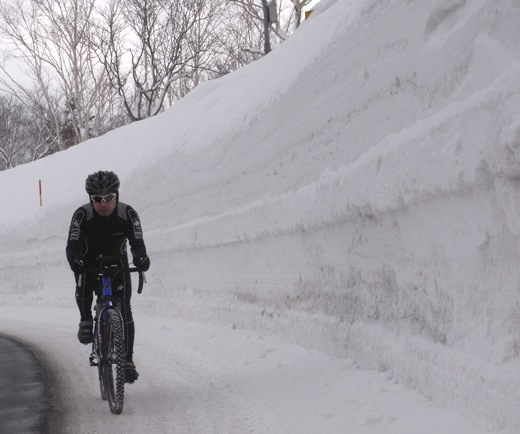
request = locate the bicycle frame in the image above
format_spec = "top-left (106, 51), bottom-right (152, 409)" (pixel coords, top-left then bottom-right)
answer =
top-left (83, 256), bottom-right (145, 414)
top-left (87, 261), bottom-right (145, 366)
top-left (89, 270), bottom-right (124, 369)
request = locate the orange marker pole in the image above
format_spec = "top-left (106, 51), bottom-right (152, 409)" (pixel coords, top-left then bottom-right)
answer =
top-left (39, 179), bottom-right (42, 207)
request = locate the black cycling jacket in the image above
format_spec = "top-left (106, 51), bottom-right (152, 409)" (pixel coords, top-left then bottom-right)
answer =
top-left (66, 201), bottom-right (148, 270)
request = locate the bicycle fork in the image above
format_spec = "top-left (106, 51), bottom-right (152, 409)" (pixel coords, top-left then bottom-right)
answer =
top-left (89, 312), bottom-right (101, 367)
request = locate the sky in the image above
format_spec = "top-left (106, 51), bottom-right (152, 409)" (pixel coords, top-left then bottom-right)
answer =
top-left (0, 0), bottom-right (520, 432)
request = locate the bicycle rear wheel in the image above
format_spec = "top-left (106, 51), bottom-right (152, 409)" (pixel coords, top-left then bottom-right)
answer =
top-left (101, 309), bottom-right (126, 414)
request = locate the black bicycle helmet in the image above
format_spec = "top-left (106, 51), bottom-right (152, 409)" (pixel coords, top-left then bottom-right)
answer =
top-left (85, 170), bottom-right (120, 195)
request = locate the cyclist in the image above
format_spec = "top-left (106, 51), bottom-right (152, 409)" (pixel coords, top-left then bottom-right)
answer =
top-left (66, 170), bottom-right (150, 383)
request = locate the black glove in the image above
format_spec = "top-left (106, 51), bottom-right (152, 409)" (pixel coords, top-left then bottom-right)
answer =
top-left (133, 255), bottom-right (150, 272)
top-left (71, 258), bottom-right (85, 274)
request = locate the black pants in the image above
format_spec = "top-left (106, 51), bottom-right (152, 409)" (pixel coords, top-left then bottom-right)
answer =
top-left (75, 271), bottom-right (135, 362)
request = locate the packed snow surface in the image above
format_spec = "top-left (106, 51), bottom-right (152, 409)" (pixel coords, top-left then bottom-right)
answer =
top-left (1, 0), bottom-right (520, 432)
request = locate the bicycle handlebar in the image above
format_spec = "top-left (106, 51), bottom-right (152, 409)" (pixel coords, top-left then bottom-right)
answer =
top-left (78, 259), bottom-right (147, 294)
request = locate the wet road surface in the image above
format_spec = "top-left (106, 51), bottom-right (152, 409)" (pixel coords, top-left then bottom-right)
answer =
top-left (0, 335), bottom-right (58, 434)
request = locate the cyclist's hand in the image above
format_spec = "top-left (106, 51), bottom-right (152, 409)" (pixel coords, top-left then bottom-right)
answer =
top-left (72, 258), bottom-right (85, 274)
top-left (133, 255), bottom-right (150, 272)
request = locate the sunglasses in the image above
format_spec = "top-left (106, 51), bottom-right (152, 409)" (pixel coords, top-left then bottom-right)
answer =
top-left (91, 193), bottom-right (116, 203)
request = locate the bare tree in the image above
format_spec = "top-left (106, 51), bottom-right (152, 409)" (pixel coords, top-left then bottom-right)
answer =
top-left (18, 93), bottom-right (57, 162)
top-left (94, 0), bottom-right (216, 121)
top-left (0, 95), bottom-right (51, 169)
top-left (0, 95), bottom-right (24, 168)
top-left (165, 0), bottom-right (225, 104)
top-left (0, 0), bottom-right (113, 150)
top-left (210, 4), bottom-right (263, 74)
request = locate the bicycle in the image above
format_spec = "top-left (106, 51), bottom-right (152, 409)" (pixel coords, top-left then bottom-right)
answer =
top-left (80, 255), bottom-right (145, 414)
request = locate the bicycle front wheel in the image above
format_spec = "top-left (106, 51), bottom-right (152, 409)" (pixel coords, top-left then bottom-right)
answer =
top-left (95, 317), bottom-right (108, 401)
top-left (101, 309), bottom-right (126, 414)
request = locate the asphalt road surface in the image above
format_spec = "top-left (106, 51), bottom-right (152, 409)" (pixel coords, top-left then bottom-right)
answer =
top-left (0, 335), bottom-right (60, 434)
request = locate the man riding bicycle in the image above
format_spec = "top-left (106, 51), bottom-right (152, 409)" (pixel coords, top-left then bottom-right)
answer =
top-left (66, 170), bottom-right (150, 383)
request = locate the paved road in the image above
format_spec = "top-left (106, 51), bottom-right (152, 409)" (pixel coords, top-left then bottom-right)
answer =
top-left (0, 335), bottom-right (60, 434)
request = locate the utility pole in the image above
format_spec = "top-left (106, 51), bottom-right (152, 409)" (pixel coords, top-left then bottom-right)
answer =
top-left (261, 0), bottom-right (272, 54)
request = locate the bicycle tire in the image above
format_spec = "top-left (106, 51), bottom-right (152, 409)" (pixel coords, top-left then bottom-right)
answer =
top-left (95, 317), bottom-right (108, 401)
top-left (102, 309), bottom-right (126, 414)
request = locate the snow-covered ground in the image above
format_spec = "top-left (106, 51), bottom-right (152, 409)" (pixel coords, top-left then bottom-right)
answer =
top-left (1, 0), bottom-right (520, 432)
